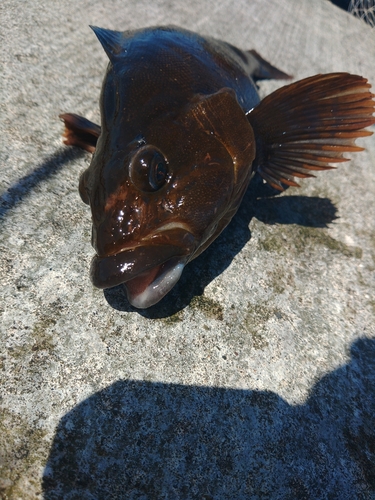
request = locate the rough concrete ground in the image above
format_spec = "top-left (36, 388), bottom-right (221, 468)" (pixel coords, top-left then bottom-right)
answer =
top-left (1, 0), bottom-right (375, 498)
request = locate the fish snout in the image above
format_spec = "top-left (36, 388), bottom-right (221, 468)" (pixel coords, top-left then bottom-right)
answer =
top-left (91, 218), bottom-right (137, 258)
top-left (90, 226), bottom-right (197, 308)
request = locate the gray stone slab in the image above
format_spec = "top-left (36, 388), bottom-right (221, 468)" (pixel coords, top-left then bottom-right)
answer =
top-left (1, 0), bottom-right (375, 498)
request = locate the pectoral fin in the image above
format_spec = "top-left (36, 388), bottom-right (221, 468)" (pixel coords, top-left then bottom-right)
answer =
top-left (247, 73), bottom-right (375, 190)
top-left (59, 113), bottom-right (101, 153)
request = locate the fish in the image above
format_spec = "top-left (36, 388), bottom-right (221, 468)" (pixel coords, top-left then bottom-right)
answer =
top-left (60, 25), bottom-right (375, 309)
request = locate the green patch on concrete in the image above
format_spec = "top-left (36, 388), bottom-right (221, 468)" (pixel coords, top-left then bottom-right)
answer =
top-left (257, 233), bottom-right (285, 253)
top-left (243, 303), bottom-right (274, 350)
top-left (264, 265), bottom-right (296, 297)
top-left (6, 342), bottom-right (31, 361)
top-left (189, 295), bottom-right (224, 321)
top-left (7, 316), bottom-right (57, 361)
top-left (258, 225), bottom-right (362, 259)
top-left (32, 317), bottom-right (57, 351)
top-left (268, 272), bottom-right (286, 295)
top-left (0, 409), bottom-right (49, 499)
top-left (160, 309), bottom-right (184, 325)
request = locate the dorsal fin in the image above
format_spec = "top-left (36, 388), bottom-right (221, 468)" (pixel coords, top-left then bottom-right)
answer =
top-left (90, 26), bottom-right (124, 62)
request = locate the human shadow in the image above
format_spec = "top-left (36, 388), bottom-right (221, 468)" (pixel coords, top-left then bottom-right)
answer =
top-left (0, 147), bottom-right (85, 221)
top-left (104, 174), bottom-right (338, 318)
top-left (42, 337), bottom-right (375, 499)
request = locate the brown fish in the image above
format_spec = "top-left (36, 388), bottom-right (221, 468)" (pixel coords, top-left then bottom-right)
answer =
top-left (60, 26), bottom-right (375, 308)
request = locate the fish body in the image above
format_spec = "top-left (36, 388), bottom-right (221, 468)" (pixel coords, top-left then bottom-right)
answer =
top-left (60, 26), bottom-right (375, 308)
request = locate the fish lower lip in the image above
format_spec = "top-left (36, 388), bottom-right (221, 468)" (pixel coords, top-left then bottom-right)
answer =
top-left (90, 233), bottom-right (196, 290)
top-left (123, 257), bottom-right (187, 309)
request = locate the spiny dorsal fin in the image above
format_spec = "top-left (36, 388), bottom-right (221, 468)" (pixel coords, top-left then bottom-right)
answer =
top-left (90, 26), bottom-right (124, 62)
top-left (247, 73), bottom-right (375, 190)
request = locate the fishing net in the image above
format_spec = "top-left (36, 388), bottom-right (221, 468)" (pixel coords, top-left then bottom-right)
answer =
top-left (348, 0), bottom-right (375, 27)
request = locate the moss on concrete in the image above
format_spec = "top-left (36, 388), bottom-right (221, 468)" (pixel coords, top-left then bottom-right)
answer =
top-left (190, 295), bottom-right (224, 321)
top-left (32, 317), bottom-right (57, 351)
top-left (7, 315), bottom-right (57, 362)
top-left (258, 225), bottom-right (362, 259)
top-left (243, 303), bottom-right (276, 350)
top-left (0, 409), bottom-right (49, 500)
top-left (160, 310), bottom-right (184, 325)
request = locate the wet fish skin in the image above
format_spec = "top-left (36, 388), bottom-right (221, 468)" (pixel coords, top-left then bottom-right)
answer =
top-left (60, 26), bottom-right (375, 308)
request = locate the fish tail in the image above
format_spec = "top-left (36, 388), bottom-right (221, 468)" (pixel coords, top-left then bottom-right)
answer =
top-left (247, 49), bottom-right (292, 81)
top-left (59, 113), bottom-right (101, 153)
top-left (247, 73), bottom-right (375, 191)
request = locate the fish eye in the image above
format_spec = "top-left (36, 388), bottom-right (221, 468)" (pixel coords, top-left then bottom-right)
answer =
top-left (129, 145), bottom-right (169, 192)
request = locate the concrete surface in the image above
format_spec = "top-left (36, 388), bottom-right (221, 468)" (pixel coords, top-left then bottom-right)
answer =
top-left (1, 0), bottom-right (375, 498)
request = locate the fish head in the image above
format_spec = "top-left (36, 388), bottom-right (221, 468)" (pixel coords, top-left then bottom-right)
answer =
top-left (79, 27), bottom-right (256, 308)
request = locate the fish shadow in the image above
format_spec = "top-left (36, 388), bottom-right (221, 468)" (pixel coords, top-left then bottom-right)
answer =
top-left (104, 174), bottom-right (338, 317)
top-left (0, 147), bottom-right (85, 221)
top-left (42, 337), bottom-right (375, 499)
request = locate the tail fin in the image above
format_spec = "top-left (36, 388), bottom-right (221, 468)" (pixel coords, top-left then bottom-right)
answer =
top-left (247, 73), bottom-right (375, 190)
top-left (247, 49), bottom-right (292, 81)
top-left (59, 113), bottom-right (101, 153)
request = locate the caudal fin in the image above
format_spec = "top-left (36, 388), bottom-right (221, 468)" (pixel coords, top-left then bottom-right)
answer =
top-left (59, 113), bottom-right (101, 153)
top-left (247, 73), bottom-right (375, 190)
top-left (247, 49), bottom-right (292, 81)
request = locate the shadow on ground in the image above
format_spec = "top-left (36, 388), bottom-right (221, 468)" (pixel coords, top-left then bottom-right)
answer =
top-left (42, 338), bottom-right (375, 499)
top-left (0, 148), bottom-right (85, 221)
top-left (104, 174), bottom-right (338, 317)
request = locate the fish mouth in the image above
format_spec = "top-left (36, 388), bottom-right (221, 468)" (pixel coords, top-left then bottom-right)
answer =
top-left (90, 227), bottom-right (196, 308)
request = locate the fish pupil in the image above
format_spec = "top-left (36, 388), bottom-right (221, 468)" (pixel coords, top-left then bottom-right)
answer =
top-left (156, 162), bottom-right (166, 180)
top-left (151, 156), bottom-right (168, 188)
